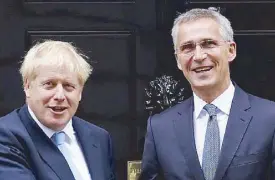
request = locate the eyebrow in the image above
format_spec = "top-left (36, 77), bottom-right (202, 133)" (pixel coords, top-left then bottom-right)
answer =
top-left (180, 38), bottom-right (214, 45)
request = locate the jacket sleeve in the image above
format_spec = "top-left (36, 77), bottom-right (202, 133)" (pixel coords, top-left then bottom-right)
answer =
top-left (0, 124), bottom-right (36, 180)
top-left (139, 116), bottom-right (159, 180)
top-left (271, 128), bottom-right (275, 179)
top-left (107, 133), bottom-right (116, 180)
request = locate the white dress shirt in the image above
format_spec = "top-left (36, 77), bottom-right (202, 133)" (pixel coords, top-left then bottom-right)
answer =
top-left (193, 82), bottom-right (235, 166)
top-left (28, 106), bottom-right (91, 180)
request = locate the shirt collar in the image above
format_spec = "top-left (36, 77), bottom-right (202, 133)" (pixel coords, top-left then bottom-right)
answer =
top-left (193, 81), bottom-right (235, 119)
top-left (27, 106), bottom-right (75, 143)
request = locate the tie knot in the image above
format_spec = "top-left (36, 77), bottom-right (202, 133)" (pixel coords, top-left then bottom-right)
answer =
top-left (203, 104), bottom-right (217, 117)
top-left (52, 131), bottom-right (66, 146)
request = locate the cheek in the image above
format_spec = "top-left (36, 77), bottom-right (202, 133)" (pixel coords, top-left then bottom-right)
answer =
top-left (182, 59), bottom-right (192, 73)
top-left (178, 57), bottom-right (191, 70)
top-left (67, 94), bottom-right (81, 105)
top-left (39, 92), bottom-right (55, 104)
top-left (215, 60), bottom-right (229, 76)
top-left (36, 98), bottom-right (50, 108)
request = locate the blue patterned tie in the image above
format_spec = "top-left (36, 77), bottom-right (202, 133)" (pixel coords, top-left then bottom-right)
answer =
top-left (202, 104), bottom-right (220, 180)
top-left (52, 131), bottom-right (82, 180)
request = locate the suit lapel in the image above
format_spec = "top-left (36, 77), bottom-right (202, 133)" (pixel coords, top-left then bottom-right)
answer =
top-left (18, 106), bottom-right (75, 180)
top-left (214, 86), bottom-right (253, 180)
top-left (173, 98), bottom-right (205, 180)
top-left (73, 118), bottom-right (103, 180)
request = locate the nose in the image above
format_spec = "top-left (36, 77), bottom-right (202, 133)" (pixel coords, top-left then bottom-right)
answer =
top-left (193, 45), bottom-right (206, 62)
top-left (54, 84), bottom-right (65, 101)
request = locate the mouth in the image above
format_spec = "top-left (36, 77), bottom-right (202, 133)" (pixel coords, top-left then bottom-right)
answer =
top-left (49, 106), bottom-right (67, 114)
top-left (192, 66), bottom-right (213, 73)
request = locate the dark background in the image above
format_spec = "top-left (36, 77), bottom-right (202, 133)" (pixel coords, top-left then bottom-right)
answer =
top-left (1, 0), bottom-right (275, 179)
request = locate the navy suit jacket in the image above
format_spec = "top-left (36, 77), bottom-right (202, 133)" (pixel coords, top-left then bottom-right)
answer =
top-left (0, 105), bottom-right (115, 180)
top-left (140, 85), bottom-right (275, 180)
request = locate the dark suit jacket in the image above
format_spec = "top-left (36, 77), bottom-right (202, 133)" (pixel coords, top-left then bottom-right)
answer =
top-left (0, 105), bottom-right (115, 180)
top-left (140, 85), bottom-right (275, 180)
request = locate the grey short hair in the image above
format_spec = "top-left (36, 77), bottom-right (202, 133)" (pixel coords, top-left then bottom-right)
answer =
top-left (20, 40), bottom-right (93, 86)
top-left (171, 7), bottom-right (234, 50)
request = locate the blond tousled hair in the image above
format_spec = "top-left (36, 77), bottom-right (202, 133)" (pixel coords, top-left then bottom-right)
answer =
top-left (20, 40), bottom-right (92, 86)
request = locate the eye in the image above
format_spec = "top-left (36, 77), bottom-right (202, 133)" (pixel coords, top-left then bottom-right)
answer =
top-left (43, 81), bottom-right (55, 89)
top-left (180, 42), bottom-right (195, 53)
top-left (64, 83), bottom-right (75, 91)
top-left (201, 40), bottom-right (217, 48)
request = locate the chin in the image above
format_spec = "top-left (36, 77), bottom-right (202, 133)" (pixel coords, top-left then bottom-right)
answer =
top-left (191, 81), bottom-right (216, 91)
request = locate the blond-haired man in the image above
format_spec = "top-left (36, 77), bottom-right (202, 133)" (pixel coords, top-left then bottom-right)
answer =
top-left (0, 40), bottom-right (115, 180)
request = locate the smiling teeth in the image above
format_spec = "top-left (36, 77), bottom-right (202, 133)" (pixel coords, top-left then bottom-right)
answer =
top-left (195, 67), bottom-right (211, 72)
top-left (52, 107), bottom-right (65, 111)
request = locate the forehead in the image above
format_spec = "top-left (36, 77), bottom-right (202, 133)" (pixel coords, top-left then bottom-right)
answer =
top-left (177, 18), bottom-right (222, 43)
top-left (33, 65), bottom-right (80, 83)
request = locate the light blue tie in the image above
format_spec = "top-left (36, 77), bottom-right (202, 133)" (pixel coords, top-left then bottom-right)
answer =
top-left (202, 104), bottom-right (220, 180)
top-left (52, 131), bottom-right (82, 180)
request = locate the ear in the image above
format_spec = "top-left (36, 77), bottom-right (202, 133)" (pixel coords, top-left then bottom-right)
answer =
top-left (78, 87), bottom-right (83, 101)
top-left (228, 41), bottom-right (237, 63)
top-left (175, 54), bottom-right (183, 70)
top-left (24, 79), bottom-right (31, 98)
top-left (79, 93), bottom-right (82, 101)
